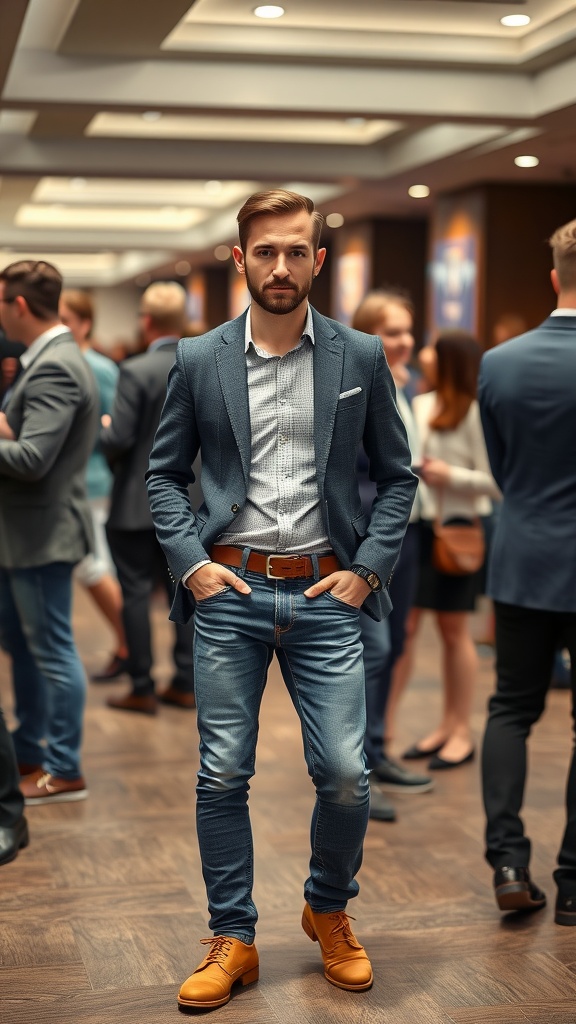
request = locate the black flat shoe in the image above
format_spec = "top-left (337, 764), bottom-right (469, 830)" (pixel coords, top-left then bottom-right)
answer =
top-left (555, 892), bottom-right (576, 925)
top-left (428, 749), bottom-right (475, 770)
top-left (402, 742), bottom-right (444, 760)
top-left (494, 866), bottom-right (546, 913)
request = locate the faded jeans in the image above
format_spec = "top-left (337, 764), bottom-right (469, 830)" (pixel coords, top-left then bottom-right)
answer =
top-left (0, 563), bottom-right (86, 779)
top-left (193, 559), bottom-right (370, 943)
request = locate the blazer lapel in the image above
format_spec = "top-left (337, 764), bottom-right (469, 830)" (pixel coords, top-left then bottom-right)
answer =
top-left (215, 314), bottom-right (251, 485)
top-left (311, 309), bottom-right (344, 486)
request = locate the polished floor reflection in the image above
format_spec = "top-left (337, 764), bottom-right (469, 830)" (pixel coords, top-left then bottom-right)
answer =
top-left (1, 588), bottom-right (575, 1024)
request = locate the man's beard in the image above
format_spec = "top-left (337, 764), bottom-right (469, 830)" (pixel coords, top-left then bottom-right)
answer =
top-left (244, 268), bottom-right (313, 316)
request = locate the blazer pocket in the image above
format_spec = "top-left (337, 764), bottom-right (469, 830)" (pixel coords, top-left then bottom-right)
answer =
top-left (338, 387), bottom-right (362, 401)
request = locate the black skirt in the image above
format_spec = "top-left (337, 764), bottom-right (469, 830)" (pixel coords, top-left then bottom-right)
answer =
top-left (414, 519), bottom-right (484, 613)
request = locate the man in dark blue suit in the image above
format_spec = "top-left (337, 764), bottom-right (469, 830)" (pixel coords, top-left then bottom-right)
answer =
top-left (479, 218), bottom-right (576, 925)
top-left (147, 190), bottom-right (416, 1008)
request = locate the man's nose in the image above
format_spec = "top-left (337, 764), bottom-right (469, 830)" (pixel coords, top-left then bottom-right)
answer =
top-left (271, 255), bottom-right (290, 278)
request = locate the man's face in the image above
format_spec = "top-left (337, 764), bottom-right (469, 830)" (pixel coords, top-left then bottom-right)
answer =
top-left (233, 211), bottom-right (326, 316)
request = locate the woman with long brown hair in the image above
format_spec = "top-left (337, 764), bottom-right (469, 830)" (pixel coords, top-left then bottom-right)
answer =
top-left (387, 330), bottom-right (500, 769)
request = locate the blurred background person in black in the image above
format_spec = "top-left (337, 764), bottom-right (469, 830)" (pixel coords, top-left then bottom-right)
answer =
top-left (101, 282), bottom-right (195, 715)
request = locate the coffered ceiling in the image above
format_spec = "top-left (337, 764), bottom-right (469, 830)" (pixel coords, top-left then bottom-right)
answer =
top-left (0, 0), bottom-right (575, 285)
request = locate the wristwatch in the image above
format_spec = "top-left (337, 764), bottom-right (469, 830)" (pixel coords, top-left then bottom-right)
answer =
top-left (349, 564), bottom-right (382, 592)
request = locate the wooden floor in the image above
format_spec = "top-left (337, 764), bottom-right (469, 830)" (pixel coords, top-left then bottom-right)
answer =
top-left (2, 588), bottom-right (576, 1024)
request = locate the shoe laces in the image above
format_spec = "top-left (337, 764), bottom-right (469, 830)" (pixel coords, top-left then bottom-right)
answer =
top-left (200, 936), bottom-right (234, 964)
top-left (327, 912), bottom-right (363, 950)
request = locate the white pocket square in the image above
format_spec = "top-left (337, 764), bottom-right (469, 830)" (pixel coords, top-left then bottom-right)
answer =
top-left (338, 387), bottom-right (362, 400)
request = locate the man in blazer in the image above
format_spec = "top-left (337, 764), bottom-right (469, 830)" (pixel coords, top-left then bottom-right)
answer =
top-left (479, 218), bottom-right (576, 925)
top-left (147, 190), bottom-right (417, 1008)
top-left (101, 282), bottom-right (195, 714)
top-left (0, 260), bottom-right (98, 804)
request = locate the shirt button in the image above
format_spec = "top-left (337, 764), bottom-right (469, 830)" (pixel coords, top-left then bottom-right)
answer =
top-left (231, 504), bottom-right (239, 513)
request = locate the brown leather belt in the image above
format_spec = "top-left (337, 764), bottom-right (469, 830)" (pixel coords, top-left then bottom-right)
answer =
top-left (211, 545), bottom-right (340, 580)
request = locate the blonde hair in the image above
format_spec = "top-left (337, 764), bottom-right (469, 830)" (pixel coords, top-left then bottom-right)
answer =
top-left (60, 289), bottom-right (94, 335)
top-left (351, 289), bottom-right (413, 336)
top-left (141, 282), bottom-right (187, 335)
top-left (549, 219), bottom-right (576, 291)
top-left (237, 189), bottom-right (324, 253)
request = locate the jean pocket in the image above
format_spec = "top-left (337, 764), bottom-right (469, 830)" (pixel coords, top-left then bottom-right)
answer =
top-left (196, 586), bottom-right (232, 605)
top-left (322, 591), bottom-right (360, 613)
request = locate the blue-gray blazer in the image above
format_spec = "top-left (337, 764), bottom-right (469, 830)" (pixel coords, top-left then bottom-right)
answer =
top-left (479, 315), bottom-right (576, 613)
top-left (147, 307), bottom-right (417, 624)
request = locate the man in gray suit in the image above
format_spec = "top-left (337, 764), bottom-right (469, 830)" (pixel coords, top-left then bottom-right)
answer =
top-left (147, 190), bottom-right (417, 1008)
top-left (0, 260), bottom-right (98, 804)
top-left (102, 282), bottom-right (195, 715)
top-left (479, 218), bottom-right (576, 924)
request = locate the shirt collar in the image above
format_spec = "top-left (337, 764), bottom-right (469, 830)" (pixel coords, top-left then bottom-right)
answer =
top-left (551, 308), bottom-right (576, 317)
top-left (20, 324), bottom-right (70, 369)
top-left (244, 304), bottom-right (315, 354)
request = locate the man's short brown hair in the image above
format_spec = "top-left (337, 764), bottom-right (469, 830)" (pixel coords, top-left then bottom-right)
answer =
top-left (549, 219), bottom-right (576, 291)
top-left (237, 189), bottom-right (324, 253)
top-left (0, 260), bottom-right (62, 321)
top-left (140, 282), bottom-right (187, 336)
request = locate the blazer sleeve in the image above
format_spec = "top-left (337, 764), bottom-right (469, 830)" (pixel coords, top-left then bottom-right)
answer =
top-left (478, 356), bottom-right (506, 491)
top-left (0, 359), bottom-right (82, 481)
top-left (146, 344), bottom-right (207, 577)
top-left (352, 340), bottom-right (418, 583)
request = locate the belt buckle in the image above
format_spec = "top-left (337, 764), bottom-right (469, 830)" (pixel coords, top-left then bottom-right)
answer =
top-left (266, 555), bottom-right (285, 580)
top-left (265, 554), bottom-right (308, 579)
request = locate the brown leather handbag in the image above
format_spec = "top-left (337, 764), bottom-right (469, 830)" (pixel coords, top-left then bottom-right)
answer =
top-left (432, 488), bottom-right (485, 576)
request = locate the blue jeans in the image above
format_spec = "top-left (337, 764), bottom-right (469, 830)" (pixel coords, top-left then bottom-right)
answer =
top-left (193, 561), bottom-right (370, 943)
top-left (0, 563), bottom-right (86, 779)
top-left (362, 523), bottom-right (420, 768)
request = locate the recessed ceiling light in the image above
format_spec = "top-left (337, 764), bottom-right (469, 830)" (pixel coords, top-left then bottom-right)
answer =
top-left (408, 184), bottom-right (430, 199)
top-left (500, 14), bottom-right (531, 27)
top-left (326, 213), bottom-right (344, 228)
top-left (142, 111), bottom-right (162, 122)
top-left (70, 177), bottom-right (87, 189)
top-left (514, 155), bottom-right (539, 167)
top-left (345, 117), bottom-right (367, 127)
top-left (214, 245), bottom-right (231, 261)
top-left (204, 180), bottom-right (223, 194)
top-left (253, 6), bottom-right (285, 19)
top-left (175, 260), bottom-right (191, 276)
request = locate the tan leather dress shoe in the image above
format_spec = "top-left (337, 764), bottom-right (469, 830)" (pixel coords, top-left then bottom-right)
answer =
top-left (302, 904), bottom-right (373, 991)
top-left (178, 936), bottom-right (259, 1009)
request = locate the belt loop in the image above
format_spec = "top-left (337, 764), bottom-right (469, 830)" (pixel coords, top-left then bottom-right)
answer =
top-left (310, 553), bottom-right (320, 582)
top-left (238, 546), bottom-right (251, 577)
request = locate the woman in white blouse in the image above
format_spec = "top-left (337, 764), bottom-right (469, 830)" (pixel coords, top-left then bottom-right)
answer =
top-left (392, 331), bottom-right (500, 770)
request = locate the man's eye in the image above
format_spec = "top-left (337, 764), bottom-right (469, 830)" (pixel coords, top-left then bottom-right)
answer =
top-left (290, 250), bottom-right (306, 257)
top-left (256, 250), bottom-right (272, 257)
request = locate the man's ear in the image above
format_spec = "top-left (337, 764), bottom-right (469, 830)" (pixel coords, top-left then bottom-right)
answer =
top-left (232, 246), bottom-right (245, 275)
top-left (551, 268), bottom-right (560, 295)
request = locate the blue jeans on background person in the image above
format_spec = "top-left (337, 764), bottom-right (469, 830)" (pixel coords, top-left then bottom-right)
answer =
top-left (362, 523), bottom-right (420, 769)
top-left (0, 563), bottom-right (86, 779)
top-left (193, 559), bottom-right (370, 944)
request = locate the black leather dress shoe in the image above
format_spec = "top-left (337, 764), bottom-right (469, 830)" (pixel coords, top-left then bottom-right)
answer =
top-left (0, 817), bottom-right (29, 866)
top-left (493, 866), bottom-right (546, 913)
top-left (555, 892), bottom-right (576, 925)
top-left (368, 780), bottom-right (396, 822)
